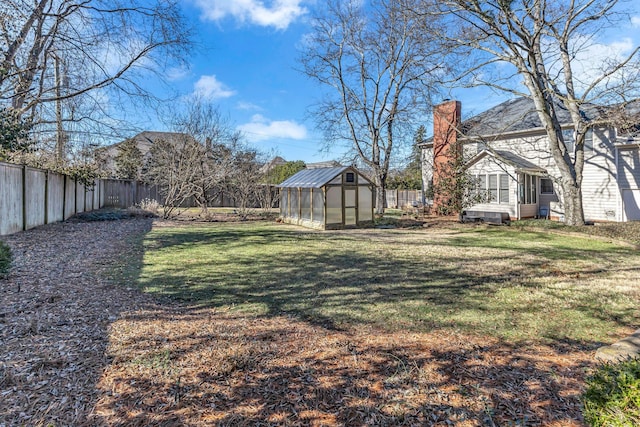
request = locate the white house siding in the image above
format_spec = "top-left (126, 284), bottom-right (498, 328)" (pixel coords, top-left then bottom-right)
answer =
top-left (618, 146), bottom-right (640, 221)
top-left (581, 130), bottom-right (619, 221)
top-left (462, 129), bottom-right (622, 221)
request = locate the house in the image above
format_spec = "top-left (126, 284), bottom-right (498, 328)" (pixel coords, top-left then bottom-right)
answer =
top-left (420, 98), bottom-right (640, 222)
top-left (95, 131), bottom-right (193, 178)
top-left (277, 166), bottom-right (375, 229)
top-left (259, 156), bottom-right (287, 175)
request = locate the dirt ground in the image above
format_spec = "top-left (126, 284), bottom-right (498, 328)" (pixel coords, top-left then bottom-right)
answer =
top-left (0, 216), bottom-right (600, 426)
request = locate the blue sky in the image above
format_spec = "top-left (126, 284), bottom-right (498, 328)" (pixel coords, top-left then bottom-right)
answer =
top-left (144, 0), bottom-right (640, 165)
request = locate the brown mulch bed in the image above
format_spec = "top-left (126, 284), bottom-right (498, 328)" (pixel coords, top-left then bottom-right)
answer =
top-left (0, 218), bottom-right (156, 426)
top-left (1, 217), bottom-right (595, 426)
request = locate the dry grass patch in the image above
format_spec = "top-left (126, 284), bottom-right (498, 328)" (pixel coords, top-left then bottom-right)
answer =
top-left (95, 306), bottom-right (592, 426)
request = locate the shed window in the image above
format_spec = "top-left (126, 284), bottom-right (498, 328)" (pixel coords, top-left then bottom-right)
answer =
top-left (281, 189), bottom-right (289, 216)
top-left (541, 178), bottom-right (554, 194)
top-left (290, 190), bottom-right (299, 219)
top-left (300, 189), bottom-right (311, 220)
top-left (345, 172), bottom-right (355, 183)
top-left (312, 189), bottom-right (324, 221)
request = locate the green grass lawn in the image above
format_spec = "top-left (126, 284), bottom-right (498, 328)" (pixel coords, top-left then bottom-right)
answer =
top-left (128, 221), bottom-right (640, 344)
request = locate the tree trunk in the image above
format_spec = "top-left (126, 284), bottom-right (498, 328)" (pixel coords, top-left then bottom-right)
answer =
top-left (561, 181), bottom-right (585, 226)
top-left (374, 173), bottom-right (385, 215)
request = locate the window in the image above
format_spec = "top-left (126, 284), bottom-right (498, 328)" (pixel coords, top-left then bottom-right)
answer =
top-left (584, 129), bottom-right (594, 152)
top-left (488, 174), bottom-right (498, 202)
top-left (562, 129), bottom-right (575, 154)
top-left (519, 174), bottom-right (539, 204)
top-left (477, 173), bottom-right (510, 204)
top-left (541, 178), bottom-right (554, 194)
top-left (529, 175), bottom-right (537, 204)
top-left (345, 172), bottom-right (355, 183)
top-left (499, 174), bottom-right (509, 204)
top-left (477, 175), bottom-right (487, 201)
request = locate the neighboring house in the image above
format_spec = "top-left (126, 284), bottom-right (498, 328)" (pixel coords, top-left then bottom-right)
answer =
top-left (306, 160), bottom-right (343, 169)
top-left (259, 156), bottom-right (287, 175)
top-left (420, 98), bottom-right (640, 222)
top-left (95, 131), bottom-right (192, 178)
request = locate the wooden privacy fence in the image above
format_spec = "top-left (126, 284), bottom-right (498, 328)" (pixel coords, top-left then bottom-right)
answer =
top-left (0, 162), bottom-right (158, 236)
top-left (101, 179), bottom-right (162, 209)
top-left (384, 189), bottom-right (423, 209)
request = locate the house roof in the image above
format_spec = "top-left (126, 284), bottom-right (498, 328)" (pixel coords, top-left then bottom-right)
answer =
top-left (306, 160), bottom-right (343, 169)
top-left (458, 97), bottom-right (603, 139)
top-left (259, 156), bottom-right (287, 174)
top-left (277, 166), bottom-right (350, 188)
top-left (467, 149), bottom-right (548, 175)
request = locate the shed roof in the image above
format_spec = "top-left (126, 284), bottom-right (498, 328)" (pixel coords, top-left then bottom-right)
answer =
top-left (277, 166), bottom-right (350, 188)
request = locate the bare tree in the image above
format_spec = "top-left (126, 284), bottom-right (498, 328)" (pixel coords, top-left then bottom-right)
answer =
top-left (170, 101), bottom-right (239, 214)
top-left (143, 101), bottom-right (245, 218)
top-left (299, 0), bottom-right (445, 213)
top-left (0, 0), bottom-right (191, 163)
top-left (224, 144), bottom-right (265, 219)
top-left (434, 0), bottom-right (640, 225)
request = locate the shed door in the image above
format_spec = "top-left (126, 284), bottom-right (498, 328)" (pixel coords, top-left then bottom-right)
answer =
top-left (345, 188), bottom-right (357, 225)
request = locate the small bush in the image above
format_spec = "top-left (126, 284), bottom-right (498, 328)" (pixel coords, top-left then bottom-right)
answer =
top-left (74, 210), bottom-right (130, 221)
top-left (127, 198), bottom-right (160, 217)
top-left (138, 198), bottom-right (160, 214)
top-left (583, 358), bottom-right (640, 426)
top-left (0, 240), bottom-right (12, 278)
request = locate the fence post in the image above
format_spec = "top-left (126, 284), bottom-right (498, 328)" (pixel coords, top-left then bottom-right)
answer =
top-left (22, 165), bottom-right (27, 231)
top-left (44, 170), bottom-right (49, 224)
top-left (62, 174), bottom-right (67, 220)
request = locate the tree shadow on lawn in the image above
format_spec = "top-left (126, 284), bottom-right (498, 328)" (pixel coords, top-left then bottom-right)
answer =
top-left (89, 222), bottom-right (640, 426)
top-left (136, 224), bottom-right (640, 343)
top-left (93, 306), bottom-right (593, 426)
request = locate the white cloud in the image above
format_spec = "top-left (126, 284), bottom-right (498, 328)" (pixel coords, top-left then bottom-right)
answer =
top-left (572, 37), bottom-right (635, 82)
top-left (193, 75), bottom-right (236, 100)
top-left (166, 65), bottom-right (190, 81)
top-left (632, 16), bottom-right (640, 28)
top-left (193, 0), bottom-right (308, 30)
top-left (238, 114), bottom-right (307, 141)
top-left (236, 101), bottom-right (264, 111)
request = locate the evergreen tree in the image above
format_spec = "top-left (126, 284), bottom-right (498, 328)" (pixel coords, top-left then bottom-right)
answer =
top-left (114, 138), bottom-right (143, 180)
top-left (0, 107), bottom-right (32, 159)
top-left (264, 161), bottom-right (306, 184)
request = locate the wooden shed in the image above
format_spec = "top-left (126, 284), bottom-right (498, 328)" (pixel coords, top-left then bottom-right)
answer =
top-left (277, 166), bottom-right (375, 230)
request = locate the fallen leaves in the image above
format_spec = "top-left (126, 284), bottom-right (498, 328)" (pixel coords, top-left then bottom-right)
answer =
top-left (0, 218), bottom-right (597, 426)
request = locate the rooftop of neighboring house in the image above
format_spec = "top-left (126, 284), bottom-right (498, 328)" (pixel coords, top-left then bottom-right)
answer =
top-left (259, 156), bottom-right (288, 174)
top-left (305, 160), bottom-right (342, 169)
top-left (98, 131), bottom-right (193, 154)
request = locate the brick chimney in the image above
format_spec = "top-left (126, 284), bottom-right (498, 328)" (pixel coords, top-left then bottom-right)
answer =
top-left (432, 100), bottom-right (462, 213)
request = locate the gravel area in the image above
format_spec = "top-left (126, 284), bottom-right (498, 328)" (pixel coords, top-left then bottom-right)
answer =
top-left (0, 218), bottom-right (154, 427)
